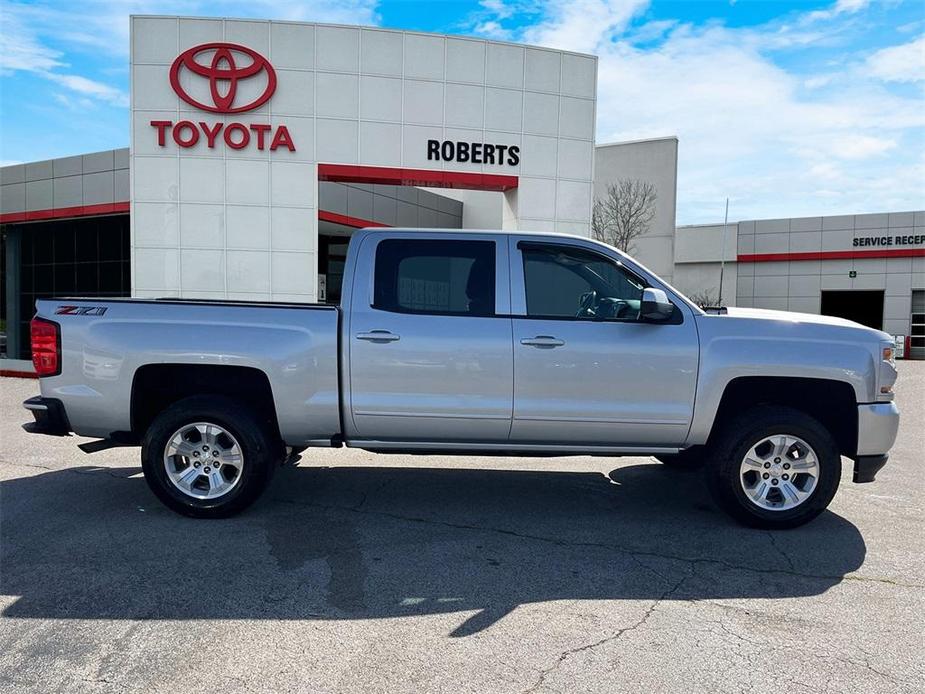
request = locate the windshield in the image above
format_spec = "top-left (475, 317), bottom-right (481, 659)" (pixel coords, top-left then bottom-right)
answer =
top-left (583, 238), bottom-right (706, 315)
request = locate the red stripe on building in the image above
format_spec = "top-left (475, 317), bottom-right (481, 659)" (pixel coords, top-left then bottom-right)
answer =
top-left (0, 202), bottom-right (130, 224)
top-left (318, 210), bottom-right (392, 229)
top-left (318, 164), bottom-right (518, 192)
top-left (738, 248), bottom-right (925, 263)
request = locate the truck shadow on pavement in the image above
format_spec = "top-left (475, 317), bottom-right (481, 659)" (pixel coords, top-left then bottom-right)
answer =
top-left (1, 462), bottom-right (866, 636)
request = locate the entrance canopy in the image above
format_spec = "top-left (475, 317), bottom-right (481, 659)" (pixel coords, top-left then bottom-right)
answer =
top-left (318, 164), bottom-right (517, 193)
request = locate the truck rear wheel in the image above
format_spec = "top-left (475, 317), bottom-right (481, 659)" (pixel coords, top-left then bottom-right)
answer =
top-left (141, 395), bottom-right (280, 518)
top-left (705, 405), bottom-right (841, 529)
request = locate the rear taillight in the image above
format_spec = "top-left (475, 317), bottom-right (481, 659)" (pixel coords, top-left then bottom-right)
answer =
top-left (31, 317), bottom-right (61, 377)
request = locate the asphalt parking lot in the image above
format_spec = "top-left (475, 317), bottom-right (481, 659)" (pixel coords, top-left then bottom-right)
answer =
top-left (1, 363), bottom-right (923, 694)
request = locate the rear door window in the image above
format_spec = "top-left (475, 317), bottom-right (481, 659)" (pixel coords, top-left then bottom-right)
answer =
top-left (374, 239), bottom-right (496, 316)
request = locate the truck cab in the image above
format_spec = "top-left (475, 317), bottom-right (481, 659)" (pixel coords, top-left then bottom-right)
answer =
top-left (341, 229), bottom-right (698, 451)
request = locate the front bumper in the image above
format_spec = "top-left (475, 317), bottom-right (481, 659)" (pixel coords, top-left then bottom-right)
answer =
top-left (852, 402), bottom-right (899, 483)
top-left (854, 455), bottom-right (889, 483)
top-left (22, 396), bottom-right (72, 436)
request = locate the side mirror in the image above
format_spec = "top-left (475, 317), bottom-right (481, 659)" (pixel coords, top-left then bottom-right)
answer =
top-left (641, 287), bottom-right (674, 322)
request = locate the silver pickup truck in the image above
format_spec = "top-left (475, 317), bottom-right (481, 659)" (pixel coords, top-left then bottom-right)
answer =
top-left (23, 228), bottom-right (900, 528)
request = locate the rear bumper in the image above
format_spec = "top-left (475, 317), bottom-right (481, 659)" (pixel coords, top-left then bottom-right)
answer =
top-left (22, 396), bottom-right (71, 436)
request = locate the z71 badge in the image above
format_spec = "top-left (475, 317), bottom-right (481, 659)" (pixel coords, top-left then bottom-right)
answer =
top-left (55, 305), bottom-right (108, 316)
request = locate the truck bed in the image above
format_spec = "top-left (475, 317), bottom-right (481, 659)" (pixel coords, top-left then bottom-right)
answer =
top-left (33, 297), bottom-right (342, 445)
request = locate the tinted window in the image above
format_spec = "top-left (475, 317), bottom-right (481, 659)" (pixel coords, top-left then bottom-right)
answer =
top-left (12, 215), bottom-right (130, 358)
top-left (374, 239), bottom-right (495, 316)
top-left (522, 244), bottom-right (644, 320)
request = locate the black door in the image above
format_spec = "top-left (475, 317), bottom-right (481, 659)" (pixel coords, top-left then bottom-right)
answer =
top-left (820, 290), bottom-right (884, 330)
top-left (318, 235), bottom-right (350, 305)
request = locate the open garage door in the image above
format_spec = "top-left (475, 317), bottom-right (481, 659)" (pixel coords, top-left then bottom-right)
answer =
top-left (911, 290), bottom-right (925, 360)
top-left (820, 290), bottom-right (884, 331)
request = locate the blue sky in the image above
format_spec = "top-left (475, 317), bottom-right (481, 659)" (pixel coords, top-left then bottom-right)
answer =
top-left (1, 0), bottom-right (923, 223)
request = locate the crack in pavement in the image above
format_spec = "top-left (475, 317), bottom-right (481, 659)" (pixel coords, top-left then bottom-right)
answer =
top-left (5, 461), bottom-right (921, 589)
top-left (0, 460), bottom-right (136, 480)
top-left (825, 652), bottom-right (912, 688)
top-left (0, 460), bottom-right (59, 472)
top-left (350, 475), bottom-right (396, 512)
top-left (522, 570), bottom-right (692, 693)
top-left (767, 529), bottom-right (796, 572)
top-left (273, 496), bottom-right (925, 589)
top-left (695, 611), bottom-right (913, 689)
top-left (79, 675), bottom-right (131, 693)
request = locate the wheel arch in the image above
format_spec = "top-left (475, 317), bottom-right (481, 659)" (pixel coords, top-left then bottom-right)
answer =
top-left (707, 376), bottom-right (858, 457)
top-left (131, 364), bottom-right (281, 443)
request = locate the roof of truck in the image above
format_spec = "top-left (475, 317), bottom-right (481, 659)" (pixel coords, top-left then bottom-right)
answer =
top-left (352, 227), bottom-right (601, 243)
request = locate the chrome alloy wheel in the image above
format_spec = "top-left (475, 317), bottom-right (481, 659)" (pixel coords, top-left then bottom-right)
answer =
top-left (739, 434), bottom-right (820, 511)
top-left (163, 422), bottom-right (244, 500)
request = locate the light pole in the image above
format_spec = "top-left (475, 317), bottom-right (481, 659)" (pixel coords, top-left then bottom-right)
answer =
top-left (718, 197), bottom-right (729, 306)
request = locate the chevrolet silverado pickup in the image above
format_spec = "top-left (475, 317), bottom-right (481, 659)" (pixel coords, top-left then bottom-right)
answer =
top-left (23, 229), bottom-right (900, 528)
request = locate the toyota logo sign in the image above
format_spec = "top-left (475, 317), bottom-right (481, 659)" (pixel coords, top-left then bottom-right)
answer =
top-left (153, 42), bottom-right (295, 152)
top-left (169, 42), bottom-right (277, 113)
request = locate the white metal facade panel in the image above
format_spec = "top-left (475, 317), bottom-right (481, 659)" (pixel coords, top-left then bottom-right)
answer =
top-left (130, 17), bottom-right (598, 302)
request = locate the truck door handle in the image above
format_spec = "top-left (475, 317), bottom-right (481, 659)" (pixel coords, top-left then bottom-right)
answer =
top-left (520, 336), bottom-right (565, 348)
top-left (356, 330), bottom-right (401, 343)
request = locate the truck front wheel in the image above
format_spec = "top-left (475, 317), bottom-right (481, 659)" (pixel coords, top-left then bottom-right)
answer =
top-left (705, 406), bottom-right (841, 529)
top-left (141, 395), bottom-right (280, 518)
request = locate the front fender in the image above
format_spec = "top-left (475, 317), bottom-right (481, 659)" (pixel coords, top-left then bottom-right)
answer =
top-left (686, 330), bottom-right (876, 446)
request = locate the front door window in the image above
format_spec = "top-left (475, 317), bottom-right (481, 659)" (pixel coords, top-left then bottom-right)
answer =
top-left (521, 244), bottom-right (644, 321)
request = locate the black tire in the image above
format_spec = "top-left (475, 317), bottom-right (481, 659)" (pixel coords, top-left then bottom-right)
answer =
top-left (656, 446), bottom-right (706, 469)
top-left (141, 395), bottom-right (282, 518)
top-left (705, 405), bottom-right (841, 529)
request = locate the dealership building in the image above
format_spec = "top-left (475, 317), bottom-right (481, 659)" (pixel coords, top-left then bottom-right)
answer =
top-left (1, 16), bottom-right (923, 369)
top-left (671, 213), bottom-right (925, 359)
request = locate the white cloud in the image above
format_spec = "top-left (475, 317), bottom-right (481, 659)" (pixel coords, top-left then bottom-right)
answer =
top-left (521, 0), bottom-right (648, 54)
top-left (2, 1), bottom-right (381, 58)
top-left (897, 19), bottom-right (923, 34)
top-left (0, 0), bottom-right (381, 109)
top-left (0, 0), bottom-right (130, 107)
top-left (45, 73), bottom-right (128, 106)
top-left (475, 20), bottom-right (513, 40)
top-left (837, 134), bottom-right (897, 159)
top-left (807, 0), bottom-right (870, 22)
top-left (623, 19), bottom-right (677, 44)
top-left (480, 0), bottom-right (515, 20)
top-left (596, 28), bottom-right (923, 219)
top-left (471, 0), bottom-right (924, 221)
top-left (0, 3), bottom-right (64, 73)
top-left (472, 0), bottom-right (648, 52)
top-left (862, 35), bottom-right (925, 82)
top-left (52, 92), bottom-right (98, 111)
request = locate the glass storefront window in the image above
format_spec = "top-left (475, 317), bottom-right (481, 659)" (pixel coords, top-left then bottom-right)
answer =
top-left (12, 215), bottom-right (130, 358)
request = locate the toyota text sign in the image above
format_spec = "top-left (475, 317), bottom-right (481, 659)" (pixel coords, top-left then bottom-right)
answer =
top-left (150, 43), bottom-right (295, 151)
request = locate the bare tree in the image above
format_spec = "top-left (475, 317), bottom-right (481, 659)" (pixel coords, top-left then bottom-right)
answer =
top-left (591, 178), bottom-right (657, 253)
top-left (688, 289), bottom-right (720, 309)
